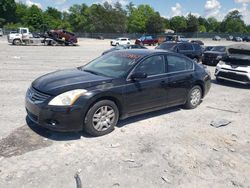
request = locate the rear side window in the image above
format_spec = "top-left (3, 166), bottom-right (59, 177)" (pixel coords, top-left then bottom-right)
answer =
top-left (121, 39), bottom-right (127, 41)
top-left (136, 55), bottom-right (165, 76)
top-left (166, 55), bottom-right (194, 72)
top-left (178, 43), bottom-right (193, 51)
top-left (193, 44), bottom-right (202, 51)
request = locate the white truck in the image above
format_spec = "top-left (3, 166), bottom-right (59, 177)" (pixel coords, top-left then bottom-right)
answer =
top-left (7, 27), bottom-right (54, 45)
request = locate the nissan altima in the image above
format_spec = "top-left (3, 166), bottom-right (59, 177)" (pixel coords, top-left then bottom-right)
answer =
top-left (25, 50), bottom-right (211, 136)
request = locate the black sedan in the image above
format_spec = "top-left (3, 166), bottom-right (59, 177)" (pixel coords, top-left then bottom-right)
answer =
top-left (102, 44), bottom-right (147, 55)
top-left (25, 50), bottom-right (211, 136)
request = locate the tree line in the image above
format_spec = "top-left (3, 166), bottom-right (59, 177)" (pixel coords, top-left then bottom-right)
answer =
top-left (1, 0), bottom-right (250, 34)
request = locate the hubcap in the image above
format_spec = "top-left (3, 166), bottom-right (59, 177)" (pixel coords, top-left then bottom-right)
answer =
top-left (190, 88), bottom-right (201, 106)
top-left (92, 106), bottom-right (115, 131)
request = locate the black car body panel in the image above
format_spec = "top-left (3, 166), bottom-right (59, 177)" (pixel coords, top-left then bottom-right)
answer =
top-left (32, 69), bottom-right (113, 95)
top-left (26, 50), bottom-right (211, 132)
top-left (156, 42), bottom-right (203, 61)
top-left (202, 46), bottom-right (227, 66)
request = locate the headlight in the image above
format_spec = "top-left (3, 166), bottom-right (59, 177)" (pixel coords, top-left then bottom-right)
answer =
top-left (49, 89), bottom-right (88, 106)
top-left (216, 55), bottom-right (222, 60)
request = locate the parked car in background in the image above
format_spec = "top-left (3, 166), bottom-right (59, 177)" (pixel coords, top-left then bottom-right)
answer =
top-left (226, 35), bottom-right (233, 41)
top-left (10, 30), bottom-right (18, 34)
top-left (25, 49), bottom-right (211, 136)
top-left (215, 44), bottom-right (250, 85)
top-left (203, 46), bottom-right (214, 52)
top-left (156, 42), bottom-right (203, 62)
top-left (213, 36), bottom-right (221, 41)
top-left (47, 29), bottom-right (78, 44)
top-left (0, 28), bottom-right (3, 36)
top-left (202, 46), bottom-right (227, 66)
top-left (135, 35), bottom-right (158, 46)
top-left (176, 35), bottom-right (189, 42)
top-left (233, 37), bottom-right (243, 42)
top-left (191, 40), bottom-right (204, 46)
top-left (110, 38), bottom-right (131, 46)
top-left (102, 44), bottom-right (147, 55)
top-left (243, 36), bottom-right (250, 42)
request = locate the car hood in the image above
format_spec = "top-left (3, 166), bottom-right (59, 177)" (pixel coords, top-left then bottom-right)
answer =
top-left (32, 69), bottom-right (113, 95)
top-left (224, 44), bottom-right (250, 66)
top-left (204, 51), bottom-right (226, 56)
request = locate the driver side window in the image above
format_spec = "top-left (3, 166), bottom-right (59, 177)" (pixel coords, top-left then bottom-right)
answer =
top-left (136, 55), bottom-right (165, 76)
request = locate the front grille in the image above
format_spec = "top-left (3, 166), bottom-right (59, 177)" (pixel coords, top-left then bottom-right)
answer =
top-left (221, 68), bottom-right (248, 73)
top-left (218, 72), bottom-right (250, 82)
top-left (27, 87), bottom-right (51, 103)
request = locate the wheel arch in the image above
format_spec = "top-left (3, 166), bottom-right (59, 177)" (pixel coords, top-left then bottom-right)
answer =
top-left (85, 95), bottom-right (124, 119)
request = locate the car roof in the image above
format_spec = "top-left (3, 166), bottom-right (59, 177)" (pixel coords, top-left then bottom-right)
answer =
top-left (112, 49), bottom-right (179, 57)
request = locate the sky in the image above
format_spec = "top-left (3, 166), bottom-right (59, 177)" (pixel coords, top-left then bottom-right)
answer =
top-left (15, 0), bottom-right (250, 24)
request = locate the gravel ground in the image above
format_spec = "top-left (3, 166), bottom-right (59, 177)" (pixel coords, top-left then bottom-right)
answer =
top-left (0, 36), bottom-right (250, 188)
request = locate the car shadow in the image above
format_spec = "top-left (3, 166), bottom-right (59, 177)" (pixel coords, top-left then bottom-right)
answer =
top-left (26, 106), bottom-right (182, 140)
top-left (211, 79), bottom-right (250, 89)
top-left (26, 116), bottom-right (92, 141)
top-left (117, 106), bottom-right (182, 128)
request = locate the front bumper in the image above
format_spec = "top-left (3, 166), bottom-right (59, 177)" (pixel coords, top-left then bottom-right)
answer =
top-left (202, 57), bottom-right (220, 66)
top-left (215, 67), bottom-right (250, 84)
top-left (25, 97), bottom-right (85, 132)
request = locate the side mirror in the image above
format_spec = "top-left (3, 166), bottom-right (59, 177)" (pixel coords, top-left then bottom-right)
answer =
top-left (130, 72), bottom-right (147, 80)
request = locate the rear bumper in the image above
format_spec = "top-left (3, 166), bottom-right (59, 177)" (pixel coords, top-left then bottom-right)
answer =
top-left (25, 97), bottom-right (85, 132)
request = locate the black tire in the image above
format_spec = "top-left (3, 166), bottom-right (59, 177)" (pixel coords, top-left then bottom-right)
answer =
top-left (13, 39), bottom-right (21, 45)
top-left (84, 100), bottom-right (119, 136)
top-left (184, 86), bottom-right (202, 109)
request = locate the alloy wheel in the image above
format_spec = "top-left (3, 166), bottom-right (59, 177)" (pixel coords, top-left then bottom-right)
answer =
top-left (190, 88), bottom-right (201, 106)
top-left (92, 106), bottom-right (115, 132)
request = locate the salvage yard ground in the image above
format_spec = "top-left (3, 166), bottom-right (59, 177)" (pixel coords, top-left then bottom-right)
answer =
top-left (0, 37), bottom-right (250, 188)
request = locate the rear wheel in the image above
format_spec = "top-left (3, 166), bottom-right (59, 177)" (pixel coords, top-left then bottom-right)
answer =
top-left (84, 100), bottom-right (119, 136)
top-left (184, 86), bottom-right (202, 109)
top-left (13, 39), bottom-right (21, 45)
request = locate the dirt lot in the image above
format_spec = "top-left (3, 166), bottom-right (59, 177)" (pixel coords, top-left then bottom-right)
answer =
top-left (0, 37), bottom-right (250, 188)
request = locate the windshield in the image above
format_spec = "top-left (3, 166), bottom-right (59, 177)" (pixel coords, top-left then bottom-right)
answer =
top-left (156, 43), bottom-right (176, 50)
top-left (80, 52), bottom-right (141, 78)
top-left (211, 46), bottom-right (225, 52)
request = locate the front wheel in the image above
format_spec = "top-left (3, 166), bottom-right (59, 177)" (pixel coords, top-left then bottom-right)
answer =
top-left (13, 39), bottom-right (21, 45)
top-left (184, 86), bottom-right (202, 109)
top-left (84, 100), bottom-right (119, 136)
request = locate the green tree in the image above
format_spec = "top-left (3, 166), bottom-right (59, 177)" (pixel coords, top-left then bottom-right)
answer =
top-left (169, 16), bottom-right (187, 32)
top-left (220, 10), bottom-right (246, 33)
top-left (26, 5), bottom-right (44, 31)
top-left (0, 0), bottom-right (16, 24)
top-left (199, 25), bottom-right (206, 32)
top-left (128, 5), bottom-right (155, 33)
top-left (186, 13), bottom-right (199, 32)
top-left (45, 7), bottom-right (62, 20)
top-left (146, 13), bottom-right (165, 33)
top-left (68, 4), bottom-right (88, 32)
top-left (207, 17), bottom-right (220, 32)
top-left (15, 3), bottom-right (28, 24)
